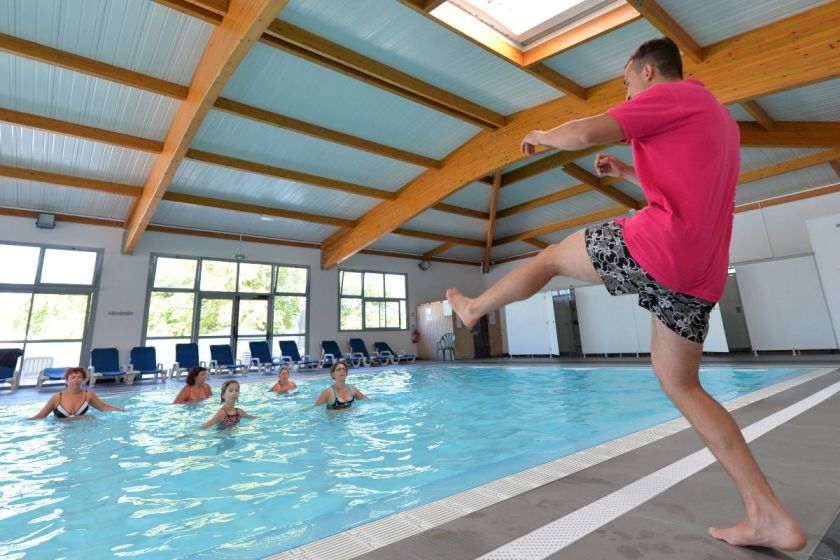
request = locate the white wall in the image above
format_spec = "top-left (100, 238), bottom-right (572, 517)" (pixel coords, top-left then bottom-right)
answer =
top-left (0, 216), bottom-right (483, 363)
top-left (807, 212), bottom-right (840, 348)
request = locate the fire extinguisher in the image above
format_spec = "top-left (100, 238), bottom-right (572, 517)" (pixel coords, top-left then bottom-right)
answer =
top-left (411, 328), bottom-right (419, 343)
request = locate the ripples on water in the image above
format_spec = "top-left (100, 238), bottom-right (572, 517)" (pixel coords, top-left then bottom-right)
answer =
top-left (0, 366), bottom-right (801, 559)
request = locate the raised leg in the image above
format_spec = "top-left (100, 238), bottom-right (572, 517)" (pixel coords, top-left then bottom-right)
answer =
top-left (649, 317), bottom-right (806, 551)
top-left (447, 229), bottom-right (601, 328)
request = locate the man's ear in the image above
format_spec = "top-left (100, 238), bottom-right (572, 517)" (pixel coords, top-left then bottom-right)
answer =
top-left (643, 63), bottom-right (655, 81)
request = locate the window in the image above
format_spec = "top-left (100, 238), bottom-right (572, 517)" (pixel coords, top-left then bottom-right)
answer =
top-left (0, 242), bottom-right (101, 385)
top-left (143, 255), bottom-right (309, 366)
top-left (339, 270), bottom-right (407, 331)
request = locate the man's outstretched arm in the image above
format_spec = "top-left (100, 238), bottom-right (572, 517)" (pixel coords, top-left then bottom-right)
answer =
top-left (521, 113), bottom-right (625, 155)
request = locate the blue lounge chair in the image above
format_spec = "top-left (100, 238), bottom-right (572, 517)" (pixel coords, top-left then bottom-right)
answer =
top-left (89, 347), bottom-right (131, 387)
top-left (248, 341), bottom-right (281, 374)
top-left (209, 344), bottom-right (247, 377)
top-left (278, 340), bottom-right (320, 369)
top-left (321, 340), bottom-right (360, 368)
top-left (129, 346), bottom-right (166, 383)
top-left (348, 338), bottom-right (382, 366)
top-left (171, 343), bottom-right (205, 379)
top-left (374, 341), bottom-right (417, 364)
top-left (37, 366), bottom-right (70, 391)
top-left (0, 348), bottom-right (23, 393)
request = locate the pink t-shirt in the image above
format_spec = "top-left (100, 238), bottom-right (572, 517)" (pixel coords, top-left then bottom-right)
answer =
top-left (607, 79), bottom-right (739, 302)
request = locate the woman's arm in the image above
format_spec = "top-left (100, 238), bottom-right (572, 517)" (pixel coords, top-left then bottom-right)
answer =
top-left (313, 387), bottom-right (330, 407)
top-left (352, 386), bottom-right (368, 400)
top-left (173, 385), bottom-right (189, 404)
top-left (201, 408), bottom-right (224, 429)
top-left (29, 394), bottom-right (58, 420)
top-left (88, 392), bottom-right (122, 412)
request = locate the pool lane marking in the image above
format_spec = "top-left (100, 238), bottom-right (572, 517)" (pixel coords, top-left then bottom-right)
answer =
top-left (263, 367), bottom-right (836, 560)
top-left (479, 377), bottom-right (840, 560)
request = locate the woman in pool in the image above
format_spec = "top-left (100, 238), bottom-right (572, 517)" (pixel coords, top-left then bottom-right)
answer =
top-left (173, 366), bottom-right (212, 404)
top-left (269, 365), bottom-right (297, 393)
top-left (29, 367), bottom-right (122, 420)
top-left (313, 361), bottom-right (368, 410)
top-left (202, 379), bottom-right (256, 429)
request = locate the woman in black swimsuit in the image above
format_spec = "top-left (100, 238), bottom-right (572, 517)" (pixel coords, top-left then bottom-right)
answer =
top-left (29, 367), bottom-right (122, 420)
top-left (313, 361), bottom-right (368, 410)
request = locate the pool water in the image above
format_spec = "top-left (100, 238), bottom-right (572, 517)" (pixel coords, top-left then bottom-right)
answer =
top-left (0, 366), bottom-right (805, 559)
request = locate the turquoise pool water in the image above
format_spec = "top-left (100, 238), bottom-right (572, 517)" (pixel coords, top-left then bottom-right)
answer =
top-left (0, 366), bottom-right (805, 559)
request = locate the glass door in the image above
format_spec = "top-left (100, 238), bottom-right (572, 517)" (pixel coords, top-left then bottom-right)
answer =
top-left (236, 295), bottom-right (269, 363)
top-left (197, 296), bottom-right (234, 363)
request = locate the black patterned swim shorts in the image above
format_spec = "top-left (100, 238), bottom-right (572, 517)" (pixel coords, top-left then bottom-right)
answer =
top-left (584, 221), bottom-right (715, 344)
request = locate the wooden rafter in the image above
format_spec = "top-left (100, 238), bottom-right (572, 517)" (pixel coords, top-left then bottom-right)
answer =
top-left (185, 149), bottom-right (395, 200)
top-left (0, 32), bottom-right (188, 99)
top-left (738, 122), bottom-right (840, 147)
top-left (392, 228), bottom-right (485, 248)
top-left (525, 239), bottom-right (549, 249)
top-left (123, 0), bottom-right (289, 253)
top-left (740, 100), bottom-right (775, 131)
top-left (0, 165), bottom-right (142, 197)
top-left (496, 206), bottom-right (628, 246)
top-left (738, 147), bottom-right (840, 185)
top-left (0, 108), bottom-right (163, 153)
top-left (321, 2), bottom-right (840, 268)
top-left (433, 203), bottom-right (490, 220)
top-left (496, 183), bottom-right (597, 220)
top-left (482, 171), bottom-right (502, 273)
top-left (627, 0), bottom-right (704, 62)
top-left (188, 0), bottom-right (228, 16)
top-left (523, 4), bottom-right (642, 66)
top-left (213, 97), bottom-right (441, 168)
top-left (152, 1), bottom-right (223, 24)
top-left (735, 184), bottom-right (840, 214)
top-left (500, 147), bottom-right (607, 188)
top-left (562, 163), bottom-right (640, 209)
top-left (262, 20), bottom-right (506, 129)
top-left (830, 160), bottom-right (840, 179)
top-left (423, 242), bottom-right (456, 258)
top-left (359, 248), bottom-right (476, 265)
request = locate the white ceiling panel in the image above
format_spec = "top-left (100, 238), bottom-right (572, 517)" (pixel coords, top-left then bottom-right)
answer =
top-left (173, 159), bottom-right (378, 221)
top-left (401, 208), bottom-right (488, 240)
top-left (428, 244), bottom-right (483, 262)
top-left (151, 201), bottom-right (339, 243)
top-left (490, 241), bottom-right (539, 261)
top-left (0, 0), bottom-right (213, 85)
top-left (499, 170), bottom-right (582, 210)
top-left (0, 53), bottom-right (178, 140)
top-left (223, 44), bottom-right (480, 160)
top-left (759, 78), bottom-right (840, 122)
top-left (739, 147), bottom-right (824, 174)
top-left (542, 19), bottom-right (661, 88)
top-left (0, 177), bottom-right (132, 219)
top-left (495, 190), bottom-right (616, 238)
top-left (441, 181), bottom-right (490, 210)
top-left (0, 123), bottom-right (152, 184)
top-left (280, 0), bottom-right (562, 115)
top-left (194, 110), bottom-right (424, 191)
top-left (657, 0), bottom-right (832, 46)
top-left (367, 234), bottom-right (440, 255)
top-left (736, 165), bottom-right (839, 206)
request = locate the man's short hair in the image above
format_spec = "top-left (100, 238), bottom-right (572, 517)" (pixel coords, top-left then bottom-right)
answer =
top-left (627, 37), bottom-right (683, 79)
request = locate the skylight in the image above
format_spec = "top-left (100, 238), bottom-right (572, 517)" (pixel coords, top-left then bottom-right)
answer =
top-left (434, 0), bottom-right (617, 47)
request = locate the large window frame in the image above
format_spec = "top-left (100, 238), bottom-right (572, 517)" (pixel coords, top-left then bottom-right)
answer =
top-left (0, 240), bottom-right (102, 384)
top-left (338, 269), bottom-right (408, 332)
top-left (142, 254), bottom-right (310, 363)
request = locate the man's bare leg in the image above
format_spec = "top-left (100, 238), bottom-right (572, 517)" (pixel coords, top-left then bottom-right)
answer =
top-left (650, 318), bottom-right (806, 550)
top-left (446, 229), bottom-right (601, 328)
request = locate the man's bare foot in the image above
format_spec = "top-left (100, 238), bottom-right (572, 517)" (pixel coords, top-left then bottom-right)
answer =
top-left (709, 513), bottom-right (806, 551)
top-left (446, 288), bottom-right (479, 329)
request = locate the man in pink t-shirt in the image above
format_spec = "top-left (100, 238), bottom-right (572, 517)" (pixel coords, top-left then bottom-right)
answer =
top-left (447, 38), bottom-right (805, 551)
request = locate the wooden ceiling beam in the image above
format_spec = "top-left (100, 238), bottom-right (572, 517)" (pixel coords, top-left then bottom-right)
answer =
top-left (321, 2), bottom-right (840, 268)
top-left (432, 202), bottom-right (490, 220)
top-left (735, 184), bottom-right (840, 214)
top-left (359, 248), bottom-right (477, 266)
top-left (739, 100), bottom-right (775, 131)
top-left (482, 171), bottom-right (502, 273)
top-left (627, 0), bottom-right (704, 62)
top-left (152, 1), bottom-right (223, 23)
top-left (830, 160), bottom-right (840, 179)
top-left (187, 0), bottom-right (228, 16)
top-left (185, 149), bottom-right (395, 199)
top-left (738, 122), bottom-right (840, 147)
top-left (423, 242), bottom-right (456, 258)
top-left (523, 4), bottom-right (642, 66)
top-left (738, 147), bottom-right (840, 185)
top-left (123, 0), bottom-right (289, 253)
top-left (213, 97), bottom-right (441, 168)
top-left (501, 146), bottom-right (607, 187)
top-left (262, 20), bottom-right (506, 129)
top-left (562, 163), bottom-right (640, 209)
top-left (0, 108), bottom-right (164, 153)
top-left (525, 239), bottom-right (549, 249)
top-left (0, 165), bottom-right (142, 197)
top-left (0, 32), bottom-right (188, 99)
top-left (392, 228), bottom-right (485, 248)
top-left (495, 206), bottom-right (629, 246)
top-left (496, 183), bottom-right (593, 219)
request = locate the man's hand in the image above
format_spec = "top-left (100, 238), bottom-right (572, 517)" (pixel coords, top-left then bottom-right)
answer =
top-left (594, 153), bottom-right (628, 178)
top-left (520, 130), bottom-right (544, 157)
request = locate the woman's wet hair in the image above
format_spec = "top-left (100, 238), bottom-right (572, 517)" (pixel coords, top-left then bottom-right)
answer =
top-left (63, 366), bottom-right (88, 382)
top-left (186, 366), bottom-right (207, 386)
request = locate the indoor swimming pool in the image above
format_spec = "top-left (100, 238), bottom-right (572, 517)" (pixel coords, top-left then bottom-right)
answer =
top-left (0, 365), bottom-right (807, 559)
